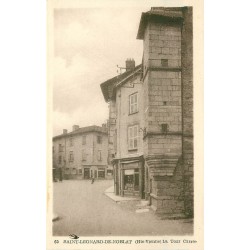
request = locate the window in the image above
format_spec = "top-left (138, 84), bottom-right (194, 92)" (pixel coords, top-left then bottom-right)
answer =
top-left (82, 150), bottom-right (86, 161)
top-left (97, 150), bottom-right (102, 161)
top-left (129, 93), bottom-right (138, 114)
top-left (69, 136), bottom-right (74, 146)
top-left (161, 59), bottom-right (168, 67)
top-left (59, 144), bottom-right (64, 152)
top-left (82, 135), bottom-right (86, 145)
top-left (161, 123), bottom-right (169, 133)
top-left (58, 155), bottom-right (62, 164)
top-left (128, 125), bottom-right (139, 150)
top-left (69, 151), bottom-right (74, 162)
top-left (78, 169), bottom-right (82, 174)
top-left (98, 168), bottom-right (105, 178)
top-left (97, 135), bottom-right (102, 144)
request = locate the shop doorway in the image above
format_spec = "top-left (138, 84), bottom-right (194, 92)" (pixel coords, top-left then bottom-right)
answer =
top-left (84, 168), bottom-right (90, 179)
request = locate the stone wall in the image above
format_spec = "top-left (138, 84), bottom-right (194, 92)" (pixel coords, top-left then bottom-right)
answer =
top-left (141, 8), bottom-right (193, 217)
top-left (182, 7), bottom-right (193, 217)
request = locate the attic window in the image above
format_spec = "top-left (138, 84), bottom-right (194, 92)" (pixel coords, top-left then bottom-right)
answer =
top-left (161, 59), bottom-right (168, 67)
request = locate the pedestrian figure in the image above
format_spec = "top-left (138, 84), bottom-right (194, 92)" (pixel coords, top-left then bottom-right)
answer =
top-left (59, 168), bottom-right (63, 182)
top-left (91, 177), bottom-right (95, 184)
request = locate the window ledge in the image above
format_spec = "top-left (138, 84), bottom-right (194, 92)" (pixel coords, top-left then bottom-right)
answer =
top-left (128, 111), bottom-right (139, 116)
top-left (128, 148), bottom-right (138, 152)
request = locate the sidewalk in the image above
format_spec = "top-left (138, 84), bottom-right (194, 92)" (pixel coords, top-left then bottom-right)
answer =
top-left (104, 186), bottom-right (141, 203)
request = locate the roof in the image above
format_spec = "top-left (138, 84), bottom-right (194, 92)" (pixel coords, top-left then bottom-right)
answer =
top-left (53, 125), bottom-right (107, 140)
top-left (137, 7), bottom-right (185, 40)
top-left (100, 64), bottom-right (142, 102)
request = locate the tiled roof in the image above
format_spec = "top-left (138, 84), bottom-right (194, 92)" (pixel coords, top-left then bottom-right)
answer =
top-left (53, 125), bottom-right (107, 140)
top-left (100, 64), bottom-right (142, 102)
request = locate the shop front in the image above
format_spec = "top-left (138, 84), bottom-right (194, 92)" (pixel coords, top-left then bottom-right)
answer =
top-left (113, 156), bottom-right (144, 198)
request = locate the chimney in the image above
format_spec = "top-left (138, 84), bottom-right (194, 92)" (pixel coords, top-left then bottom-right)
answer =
top-left (72, 125), bottom-right (79, 131)
top-left (125, 58), bottom-right (135, 71)
top-left (102, 123), bottom-right (107, 129)
top-left (63, 129), bottom-right (67, 134)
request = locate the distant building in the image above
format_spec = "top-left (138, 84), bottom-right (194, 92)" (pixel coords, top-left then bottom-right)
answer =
top-left (53, 125), bottom-right (112, 180)
top-left (100, 7), bottom-right (193, 218)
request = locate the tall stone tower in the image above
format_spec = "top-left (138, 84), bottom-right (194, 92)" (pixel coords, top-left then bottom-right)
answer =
top-left (137, 7), bottom-right (193, 217)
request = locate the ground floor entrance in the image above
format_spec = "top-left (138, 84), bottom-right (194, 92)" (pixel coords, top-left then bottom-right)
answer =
top-left (113, 156), bottom-right (144, 198)
top-left (84, 168), bottom-right (90, 179)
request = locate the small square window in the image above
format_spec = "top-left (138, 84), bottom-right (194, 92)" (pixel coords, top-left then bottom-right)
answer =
top-left (161, 59), bottom-right (168, 67)
top-left (161, 124), bottom-right (169, 133)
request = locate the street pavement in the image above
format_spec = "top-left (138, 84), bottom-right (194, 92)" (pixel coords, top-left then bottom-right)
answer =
top-left (53, 179), bottom-right (193, 236)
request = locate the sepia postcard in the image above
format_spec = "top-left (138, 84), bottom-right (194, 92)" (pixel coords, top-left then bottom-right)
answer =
top-left (47, 0), bottom-right (203, 249)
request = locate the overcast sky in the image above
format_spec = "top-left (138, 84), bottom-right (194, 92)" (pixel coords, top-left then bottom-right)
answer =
top-left (53, 7), bottom-right (150, 136)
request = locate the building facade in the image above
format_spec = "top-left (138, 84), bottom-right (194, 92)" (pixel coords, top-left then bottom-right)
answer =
top-left (100, 7), bottom-right (193, 218)
top-left (53, 125), bottom-right (112, 180)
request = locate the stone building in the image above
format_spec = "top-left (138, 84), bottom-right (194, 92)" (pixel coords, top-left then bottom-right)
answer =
top-left (100, 7), bottom-right (193, 218)
top-left (53, 125), bottom-right (112, 180)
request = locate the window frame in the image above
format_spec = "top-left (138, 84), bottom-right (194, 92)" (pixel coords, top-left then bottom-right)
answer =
top-left (128, 125), bottom-right (139, 150)
top-left (82, 150), bottom-right (86, 161)
top-left (97, 135), bottom-right (102, 144)
top-left (97, 150), bottom-right (102, 161)
top-left (82, 135), bottom-right (86, 145)
top-left (69, 136), bottom-right (74, 146)
top-left (69, 151), bottom-right (74, 162)
top-left (129, 92), bottom-right (138, 115)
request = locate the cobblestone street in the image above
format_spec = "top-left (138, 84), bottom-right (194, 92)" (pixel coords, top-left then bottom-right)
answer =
top-left (53, 180), bottom-right (193, 236)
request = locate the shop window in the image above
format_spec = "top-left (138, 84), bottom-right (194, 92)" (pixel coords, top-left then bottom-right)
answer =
top-left (129, 92), bottom-right (138, 114)
top-left (124, 169), bottom-right (139, 191)
top-left (98, 169), bottom-right (105, 178)
top-left (128, 125), bottom-right (139, 150)
top-left (124, 171), bottom-right (134, 191)
top-left (107, 169), bottom-right (113, 176)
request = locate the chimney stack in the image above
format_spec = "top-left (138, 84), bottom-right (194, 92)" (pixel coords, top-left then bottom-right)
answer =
top-left (102, 123), bottom-right (107, 129)
top-left (125, 58), bottom-right (135, 71)
top-left (63, 129), bottom-right (67, 134)
top-left (72, 125), bottom-right (79, 131)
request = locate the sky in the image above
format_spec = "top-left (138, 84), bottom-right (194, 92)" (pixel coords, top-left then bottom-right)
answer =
top-left (53, 7), bottom-right (149, 136)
